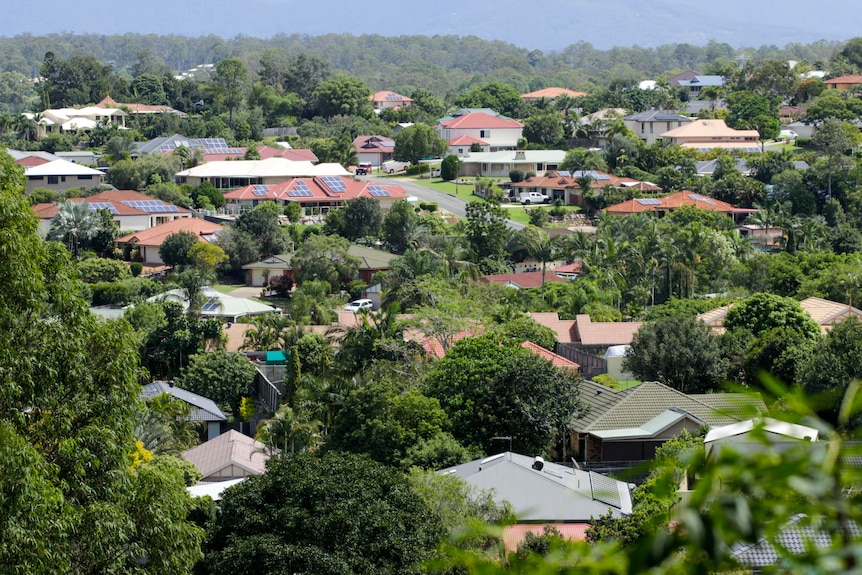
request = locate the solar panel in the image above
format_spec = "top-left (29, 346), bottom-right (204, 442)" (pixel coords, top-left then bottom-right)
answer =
top-left (368, 185), bottom-right (391, 197)
top-left (120, 200), bottom-right (179, 213)
top-left (293, 181), bottom-right (311, 192)
top-left (635, 198), bottom-right (662, 205)
top-left (252, 190), bottom-right (269, 197)
top-left (253, 185), bottom-right (269, 192)
top-left (200, 138), bottom-right (227, 148)
top-left (287, 189), bottom-right (313, 197)
top-left (557, 171), bottom-right (571, 177)
top-left (320, 176), bottom-right (346, 192)
top-left (201, 300), bottom-right (220, 312)
top-left (385, 93), bottom-right (403, 100)
top-left (689, 194), bottom-right (716, 205)
top-left (88, 202), bottom-right (119, 214)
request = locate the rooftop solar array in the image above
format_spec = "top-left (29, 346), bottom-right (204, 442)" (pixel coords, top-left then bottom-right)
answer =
top-left (319, 176), bottom-right (346, 193)
top-left (252, 190), bottom-right (269, 197)
top-left (689, 194), bottom-right (716, 205)
top-left (368, 185), bottom-right (391, 197)
top-left (635, 198), bottom-right (662, 206)
top-left (199, 138), bottom-right (228, 148)
top-left (252, 185), bottom-right (270, 197)
top-left (120, 200), bottom-right (180, 213)
top-left (88, 202), bottom-right (119, 214)
top-left (385, 93), bottom-right (404, 100)
top-left (287, 181), bottom-right (314, 197)
top-left (557, 171), bottom-right (571, 177)
top-left (573, 170), bottom-right (611, 180)
top-left (201, 300), bottom-right (221, 312)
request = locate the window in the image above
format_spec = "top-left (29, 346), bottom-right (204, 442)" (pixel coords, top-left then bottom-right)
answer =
top-left (480, 130), bottom-right (487, 138)
top-left (47, 176), bottom-right (59, 185)
top-left (79, 175), bottom-right (92, 180)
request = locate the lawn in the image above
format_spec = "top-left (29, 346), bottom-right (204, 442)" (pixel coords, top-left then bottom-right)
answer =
top-left (211, 283), bottom-right (243, 295)
top-left (407, 176), bottom-right (481, 202)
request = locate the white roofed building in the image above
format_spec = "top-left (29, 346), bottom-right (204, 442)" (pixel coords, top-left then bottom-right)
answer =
top-left (175, 157), bottom-right (349, 188)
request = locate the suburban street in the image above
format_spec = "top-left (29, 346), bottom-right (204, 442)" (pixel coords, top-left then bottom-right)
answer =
top-left (373, 175), bottom-right (526, 231)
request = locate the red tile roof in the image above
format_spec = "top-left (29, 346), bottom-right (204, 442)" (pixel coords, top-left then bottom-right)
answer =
top-left (526, 312), bottom-right (577, 344)
top-left (98, 94), bottom-right (183, 115)
top-left (31, 190), bottom-right (189, 219)
top-left (440, 111), bottom-right (524, 130)
top-left (202, 145), bottom-right (318, 163)
top-left (511, 171), bottom-right (660, 192)
top-left (483, 271), bottom-right (571, 289)
top-left (15, 156), bottom-right (51, 167)
top-left (521, 87), bottom-right (588, 100)
top-left (371, 91), bottom-right (413, 105)
top-left (223, 177), bottom-right (408, 204)
top-left (573, 314), bottom-right (643, 346)
top-left (352, 135), bottom-right (396, 154)
top-left (825, 75), bottom-right (862, 85)
top-left (116, 218), bottom-right (223, 248)
top-left (520, 341), bottom-right (579, 371)
top-left (448, 135), bottom-right (488, 146)
top-left (605, 190), bottom-right (741, 215)
top-left (503, 523), bottom-right (589, 552)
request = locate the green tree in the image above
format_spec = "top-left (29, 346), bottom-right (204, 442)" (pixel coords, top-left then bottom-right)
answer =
top-left (77, 256), bottom-right (132, 283)
top-left (342, 196), bottom-right (383, 241)
top-left (811, 117), bottom-right (860, 200)
top-left (312, 75), bottom-right (372, 119)
top-left (522, 110), bottom-right (565, 147)
top-left (624, 314), bottom-right (727, 393)
top-left (187, 242), bottom-right (229, 274)
top-left (394, 123), bottom-right (448, 165)
top-left (283, 52), bottom-right (333, 104)
top-left (211, 57), bottom-right (248, 127)
top-left (800, 317), bottom-right (862, 423)
top-left (291, 234), bottom-right (361, 291)
top-left (724, 292), bottom-right (821, 339)
top-left (454, 81), bottom-right (525, 118)
top-left (175, 350), bottom-right (257, 415)
top-left (516, 226), bottom-right (560, 299)
top-left (202, 452), bottom-right (443, 575)
top-left (425, 335), bottom-right (585, 454)
top-left (158, 230), bottom-right (198, 269)
top-left (0, 150), bottom-right (203, 572)
top-left (234, 202), bottom-right (288, 258)
top-left (440, 154), bottom-right (461, 181)
top-left (464, 201), bottom-right (510, 266)
top-left (382, 199), bottom-right (419, 253)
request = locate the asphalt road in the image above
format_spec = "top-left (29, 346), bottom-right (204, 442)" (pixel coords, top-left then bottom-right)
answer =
top-left (382, 176), bottom-right (526, 231)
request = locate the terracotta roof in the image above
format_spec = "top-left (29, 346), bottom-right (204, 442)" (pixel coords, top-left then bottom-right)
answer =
top-left (825, 75), bottom-right (862, 85)
top-left (520, 341), bottom-right (579, 371)
top-left (32, 191), bottom-right (189, 219)
top-left (483, 271), bottom-right (570, 289)
top-left (181, 430), bottom-right (273, 479)
top-left (223, 177), bottom-right (408, 204)
top-left (605, 190), bottom-right (741, 215)
top-left (440, 111), bottom-right (524, 130)
top-left (521, 87), bottom-right (588, 100)
top-left (503, 524), bottom-right (589, 552)
top-left (116, 218), bottom-right (223, 247)
top-left (526, 312), bottom-right (577, 344)
top-left (97, 95), bottom-right (184, 115)
top-left (698, 297), bottom-right (862, 334)
top-left (448, 135), bottom-right (488, 146)
top-left (371, 90), bottom-right (413, 104)
top-left (15, 155), bottom-right (51, 167)
top-left (573, 314), bottom-right (643, 346)
top-left (352, 135), bottom-right (396, 153)
top-left (201, 145), bottom-right (318, 163)
top-left (512, 170), bottom-right (660, 192)
top-left (660, 119), bottom-right (759, 140)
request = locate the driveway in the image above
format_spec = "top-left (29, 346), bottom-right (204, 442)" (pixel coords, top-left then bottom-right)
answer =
top-left (389, 177), bottom-right (525, 231)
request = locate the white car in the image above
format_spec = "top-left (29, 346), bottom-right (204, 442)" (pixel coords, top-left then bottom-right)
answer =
top-left (344, 299), bottom-right (374, 312)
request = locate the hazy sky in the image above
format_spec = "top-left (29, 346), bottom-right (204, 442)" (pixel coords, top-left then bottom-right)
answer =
top-left (3, 0), bottom-right (858, 51)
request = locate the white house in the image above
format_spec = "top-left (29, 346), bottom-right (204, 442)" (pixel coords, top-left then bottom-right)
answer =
top-left (438, 109), bottom-right (524, 151)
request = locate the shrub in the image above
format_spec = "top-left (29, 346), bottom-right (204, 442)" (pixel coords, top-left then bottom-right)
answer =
top-left (592, 373), bottom-right (620, 390)
top-left (269, 274), bottom-right (294, 297)
top-left (528, 208), bottom-right (550, 227)
top-left (130, 262), bottom-right (143, 277)
top-left (509, 169), bottom-right (525, 182)
top-left (418, 201), bottom-right (438, 213)
top-left (405, 163), bottom-right (430, 176)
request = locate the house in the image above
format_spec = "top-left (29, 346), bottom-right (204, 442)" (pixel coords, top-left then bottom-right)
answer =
top-left (571, 380), bottom-right (765, 463)
top-left (695, 158), bottom-right (750, 177)
top-left (137, 135), bottom-right (317, 163)
top-left (736, 224), bottom-right (783, 249)
top-left (32, 189), bottom-right (190, 237)
top-left (705, 418), bottom-right (819, 457)
top-left (25, 105), bottom-right (126, 139)
top-left (438, 109), bottom-right (524, 151)
top-left (520, 341), bottom-right (579, 373)
top-left (571, 314), bottom-right (643, 355)
top-left (483, 271), bottom-right (571, 290)
top-left (666, 70), bottom-right (699, 86)
top-left (352, 135), bottom-right (396, 167)
top-left (605, 190), bottom-right (756, 223)
top-left (824, 75), bottom-right (862, 91)
top-left (674, 75), bottom-right (725, 98)
top-left (447, 135), bottom-right (490, 157)
top-left (147, 287), bottom-right (281, 322)
top-left (575, 108), bottom-right (627, 146)
top-left (241, 244), bottom-right (402, 287)
top-left (174, 157), bottom-right (348, 188)
top-left (624, 110), bottom-right (692, 145)
top-left (181, 430), bottom-right (274, 482)
top-left (510, 170), bottom-right (660, 207)
top-left (440, 452), bottom-right (632, 550)
top-left (659, 119), bottom-right (761, 152)
top-left (97, 94), bottom-right (185, 117)
top-left (141, 381), bottom-right (226, 440)
top-left (458, 149), bottom-right (566, 178)
top-left (521, 87), bottom-right (588, 102)
top-left (115, 218), bottom-right (223, 265)
top-left (21, 159), bottom-right (106, 194)
top-left (222, 177), bottom-right (408, 216)
top-left (698, 297), bottom-right (862, 335)
top-left (370, 90), bottom-right (413, 111)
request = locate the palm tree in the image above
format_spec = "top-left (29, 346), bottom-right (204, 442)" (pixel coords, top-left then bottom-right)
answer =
top-left (517, 226), bottom-right (560, 300)
top-left (15, 114), bottom-right (38, 141)
top-left (103, 136), bottom-right (137, 163)
top-left (47, 201), bottom-right (99, 258)
top-left (255, 405), bottom-right (323, 455)
top-left (241, 313), bottom-right (295, 351)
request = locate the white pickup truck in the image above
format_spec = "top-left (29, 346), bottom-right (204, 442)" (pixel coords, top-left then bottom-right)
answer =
top-left (519, 191), bottom-right (550, 205)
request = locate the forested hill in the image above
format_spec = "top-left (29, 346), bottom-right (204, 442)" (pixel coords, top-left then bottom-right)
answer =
top-left (0, 32), bottom-right (844, 97)
top-left (0, 0), bottom-right (858, 51)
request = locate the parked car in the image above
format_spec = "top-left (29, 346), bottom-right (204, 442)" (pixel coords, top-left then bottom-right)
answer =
top-left (355, 162), bottom-right (374, 175)
top-left (382, 160), bottom-right (410, 174)
top-left (344, 299), bottom-right (374, 312)
top-left (519, 191), bottom-right (550, 205)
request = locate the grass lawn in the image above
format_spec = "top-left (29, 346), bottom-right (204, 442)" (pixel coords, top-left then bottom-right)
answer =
top-left (211, 283), bottom-right (243, 295)
top-left (407, 176), bottom-right (481, 202)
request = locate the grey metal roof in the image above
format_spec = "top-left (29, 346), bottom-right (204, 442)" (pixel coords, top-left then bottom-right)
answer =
top-left (731, 514), bottom-right (861, 568)
top-left (624, 110), bottom-right (691, 122)
top-left (440, 452), bottom-right (632, 521)
top-left (677, 75), bottom-right (725, 87)
top-left (695, 158), bottom-right (749, 175)
top-left (141, 381), bottom-right (227, 422)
